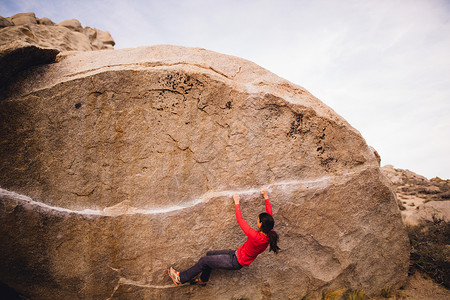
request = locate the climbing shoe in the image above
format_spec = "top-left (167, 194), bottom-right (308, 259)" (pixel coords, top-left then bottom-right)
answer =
top-left (168, 266), bottom-right (181, 286)
top-left (190, 277), bottom-right (207, 287)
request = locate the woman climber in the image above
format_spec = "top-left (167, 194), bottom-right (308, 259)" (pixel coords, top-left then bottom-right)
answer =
top-left (168, 188), bottom-right (280, 286)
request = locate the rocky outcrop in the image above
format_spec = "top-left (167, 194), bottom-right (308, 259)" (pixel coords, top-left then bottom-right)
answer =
top-left (0, 12), bottom-right (115, 51)
top-left (0, 16), bottom-right (13, 27)
top-left (10, 12), bottom-right (37, 26)
top-left (0, 12), bottom-right (115, 96)
top-left (0, 45), bottom-right (409, 299)
top-left (381, 165), bottom-right (450, 225)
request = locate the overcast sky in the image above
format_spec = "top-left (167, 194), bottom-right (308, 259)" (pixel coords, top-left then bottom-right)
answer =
top-left (2, 0), bottom-right (450, 179)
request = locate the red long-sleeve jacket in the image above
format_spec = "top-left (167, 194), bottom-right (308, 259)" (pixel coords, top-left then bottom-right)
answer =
top-left (235, 198), bottom-right (273, 266)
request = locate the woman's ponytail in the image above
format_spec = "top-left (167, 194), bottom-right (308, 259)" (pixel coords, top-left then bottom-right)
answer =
top-left (268, 230), bottom-right (280, 254)
top-left (259, 212), bottom-right (280, 254)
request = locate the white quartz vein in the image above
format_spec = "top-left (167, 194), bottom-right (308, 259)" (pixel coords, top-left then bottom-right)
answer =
top-left (0, 172), bottom-right (356, 217)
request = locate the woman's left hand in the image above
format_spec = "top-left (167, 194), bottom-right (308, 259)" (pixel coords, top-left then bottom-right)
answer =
top-left (233, 193), bottom-right (240, 205)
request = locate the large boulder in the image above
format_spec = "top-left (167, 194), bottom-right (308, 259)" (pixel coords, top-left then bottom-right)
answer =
top-left (37, 17), bottom-right (55, 26)
top-left (57, 19), bottom-right (83, 32)
top-left (10, 12), bottom-right (37, 26)
top-left (0, 45), bottom-right (409, 299)
top-left (84, 27), bottom-right (115, 50)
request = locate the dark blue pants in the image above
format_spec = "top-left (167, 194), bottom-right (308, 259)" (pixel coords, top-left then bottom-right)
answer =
top-left (179, 250), bottom-right (243, 283)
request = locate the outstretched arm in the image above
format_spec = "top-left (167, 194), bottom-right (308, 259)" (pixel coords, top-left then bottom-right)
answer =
top-left (233, 193), bottom-right (258, 238)
top-left (261, 189), bottom-right (273, 216)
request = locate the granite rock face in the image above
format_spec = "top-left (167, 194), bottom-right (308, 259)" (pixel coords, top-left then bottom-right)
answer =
top-left (0, 45), bottom-right (409, 299)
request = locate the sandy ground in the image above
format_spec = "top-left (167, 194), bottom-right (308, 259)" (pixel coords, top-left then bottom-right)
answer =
top-left (398, 194), bottom-right (426, 226)
top-left (370, 272), bottom-right (450, 300)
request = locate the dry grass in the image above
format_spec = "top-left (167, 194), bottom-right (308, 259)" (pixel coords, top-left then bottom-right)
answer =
top-left (320, 289), bottom-right (367, 300)
top-left (380, 286), bottom-right (391, 298)
top-left (322, 289), bottom-right (346, 300)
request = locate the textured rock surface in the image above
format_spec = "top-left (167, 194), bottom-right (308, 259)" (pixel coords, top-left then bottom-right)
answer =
top-left (0, 45), bottom-right (409, 299)
top-left (0, 13), bottom-right (115, 51)
top-left (381, 165), bottom-right (450, 225)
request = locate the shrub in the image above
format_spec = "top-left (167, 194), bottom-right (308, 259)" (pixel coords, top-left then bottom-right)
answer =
top-left (321, 289), bottom-right (367, 300)
top-left (322, 289), bottom-right (345, 300)
top-left (407, 216), bottom-right (450, 288)
top-left (380, 286), bottom-right (391, 298)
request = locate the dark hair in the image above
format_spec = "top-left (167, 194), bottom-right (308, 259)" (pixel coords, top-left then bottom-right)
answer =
top-left (259, 212), bottom-right (280, 254)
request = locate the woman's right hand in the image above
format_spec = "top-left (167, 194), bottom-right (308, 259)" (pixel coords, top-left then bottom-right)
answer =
top-left (261, 189), bottom-right (269, 200)
top-left (233, 193), bottom-right (240, 205)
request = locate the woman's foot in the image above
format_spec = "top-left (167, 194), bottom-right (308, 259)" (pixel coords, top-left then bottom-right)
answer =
top-left (168, 266), bottom-right (181, 285)
top-left (190, 277), bottom-right (207, 287)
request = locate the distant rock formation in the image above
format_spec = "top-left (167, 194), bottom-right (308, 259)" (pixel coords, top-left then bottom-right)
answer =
top-left (381, 165), bottom-right (450, 225)
top-left (0, 44), bottom-right (409, 299)
top-left (0, 12), bottom-right (115, 51)
top-left (0, 12), bottom-right (115, 96)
